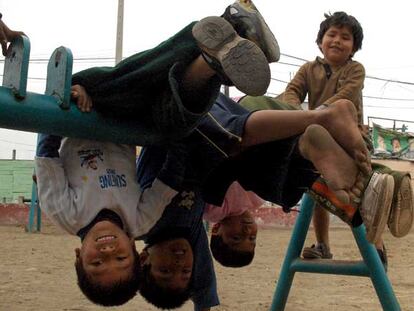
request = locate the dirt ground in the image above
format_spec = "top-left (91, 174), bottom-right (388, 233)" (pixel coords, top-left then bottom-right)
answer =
top-left (0, 224), bottom-right (413, 311)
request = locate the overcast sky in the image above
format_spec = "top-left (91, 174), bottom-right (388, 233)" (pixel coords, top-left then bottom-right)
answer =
top-left (1, 0), bottom-right (414, 159)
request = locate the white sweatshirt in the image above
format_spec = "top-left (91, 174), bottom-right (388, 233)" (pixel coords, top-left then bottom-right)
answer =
top-left (35, 138), bottom-right (177, 238)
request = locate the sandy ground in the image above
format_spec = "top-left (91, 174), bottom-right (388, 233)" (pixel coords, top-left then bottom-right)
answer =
top-left (0, 224), bottom-right (413, 311)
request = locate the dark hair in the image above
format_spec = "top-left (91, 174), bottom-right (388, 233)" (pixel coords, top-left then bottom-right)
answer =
top-left (139, 264), bottom-right (191, 309)
top-left (75, 249), bottom-right (141, 306)
top-left (316, 11), bottom-right (363, 57)
top-left (210, 235), bottom-right (254, 267)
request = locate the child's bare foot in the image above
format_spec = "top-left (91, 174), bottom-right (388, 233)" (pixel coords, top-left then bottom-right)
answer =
top-left (318, 99), bottom-right (371, 173)
top-left (299, 124), bottom-right (358, 191)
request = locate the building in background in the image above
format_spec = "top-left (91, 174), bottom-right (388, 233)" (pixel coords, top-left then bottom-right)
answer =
top-left (0, 159), bottom-right (34, 203)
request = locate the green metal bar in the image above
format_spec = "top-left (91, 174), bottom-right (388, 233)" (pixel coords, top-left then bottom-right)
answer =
top-left (45, 46), bottom-right (73, 109)
top-left (2, 35), bottom-right (30, 98)
top-left (352, 225), bottom-right (401, 310)
top-left (290, 258), bottom-right (369, 276)
top-left (270, 194), bottom-right (401, 310)
top-left (27, 180), bottom-right (39, 232)
top-left (36, 189), bottom-right (41, 232)
top-left (0, 86), bottom-right (164, 145)
top-left (27, 134), bottom-right (41, 233)
top-left (270, 194), bottom-right (315, 311)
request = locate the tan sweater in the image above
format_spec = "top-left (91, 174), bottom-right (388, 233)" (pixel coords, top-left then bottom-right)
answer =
top-left (280, 56), bottom-right (365, 123)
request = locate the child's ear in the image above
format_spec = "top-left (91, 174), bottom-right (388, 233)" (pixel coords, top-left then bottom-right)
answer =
top-left (74, 248), bottom-right (81, 260)
top-left (211, 223), bottom-right (221, 235)
top-left (318, 43), bottom-right (323, 52)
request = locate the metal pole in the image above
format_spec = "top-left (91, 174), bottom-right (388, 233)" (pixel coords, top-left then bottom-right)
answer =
top-left (224, 85), bottom-right (230, 97)
top-left (115, 0), bottom-right (124, 65)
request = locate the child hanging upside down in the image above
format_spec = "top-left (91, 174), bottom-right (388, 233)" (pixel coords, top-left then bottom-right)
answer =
top-left (204, 181), bottom-right (264, 267)
top-left (35, 1), bottom-right (280, 307)
top-left (133, 88), bottom-right (392, 309)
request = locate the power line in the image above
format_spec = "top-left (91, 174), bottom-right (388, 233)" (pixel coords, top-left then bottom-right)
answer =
top-left (280, 53), bottom-right (308, 62)
top-left (270, 77), bottom-right (414, 102)
top-left (364, 104), bottom-right (414, 109)
top-left (276, 61), bottom-right (301, 67)
top-left (1, 52), bottom-right (413, 86)
top-left (0, 56), bottom-right (115, 63)
top-left (363, 95), bottom-right (414, 101)
top-left (365, 75), bottom-right (414, 86)
top-left (280, 53), bottom-right (414, 86)
top-left (0, 51), bottom-right (413, 102)
top-left (0, 74), bottom-right (46, 81)
top-left (271, 77), bottom-right (289, 84)
top-left (0, 138), bottom-right (35, 147)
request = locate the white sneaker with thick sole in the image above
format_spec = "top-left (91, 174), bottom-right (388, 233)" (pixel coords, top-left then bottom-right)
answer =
top-left (359, 172), bottom-right (394, 244)
top-left (388, 173), bottom-right (413, 237)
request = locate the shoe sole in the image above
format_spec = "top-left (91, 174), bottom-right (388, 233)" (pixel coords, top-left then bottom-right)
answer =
top-left (302, 247), bottom-right (332, 259)
top-left (193, 16), bottom-right (270, 96)
top-left (388, 175), bottom-right (413, 237)
top-left (230, 2), bottom-right (280, 62)
top-left (364, 174), bottom-right (394, 244)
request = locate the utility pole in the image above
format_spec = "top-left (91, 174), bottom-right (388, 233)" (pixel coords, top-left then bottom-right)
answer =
top-left (115, 0), bottom-right (124, 65)
top-left (224, 85), bottom-right (230, 97)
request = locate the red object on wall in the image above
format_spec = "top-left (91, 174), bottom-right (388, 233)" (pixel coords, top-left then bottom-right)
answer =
top-left (0, 204), bottom-right (30, 225)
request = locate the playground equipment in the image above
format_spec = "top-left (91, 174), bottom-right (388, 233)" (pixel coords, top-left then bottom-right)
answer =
top-left (0, 37), bottom-right (402, 309)
top-left (0, 37), bottom-right (172, 146)
top-left (271, 193), bottom-right (401, 311)
top-left (0, 36), bottom-right (174, 231)
top-left (0, 36), bottom-right (150, 231)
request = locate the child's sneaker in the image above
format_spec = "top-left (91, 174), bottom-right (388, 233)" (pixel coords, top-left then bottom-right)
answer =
top-left (388, 172), bottom-right (413, 237)
top-left (359, 172), bottom-right (394, 244)
top-left (192, 16), bottom-right (270, 96)
top-left (222, 0), bottom-right (280, 63)
top-left (302, 243), bottom-right (333, 259)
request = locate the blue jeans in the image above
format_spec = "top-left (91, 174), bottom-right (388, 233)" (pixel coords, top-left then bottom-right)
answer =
top-left (36, 134), bottom-right (62, 158)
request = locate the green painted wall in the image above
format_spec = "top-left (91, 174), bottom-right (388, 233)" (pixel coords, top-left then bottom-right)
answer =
top-left (0, 160), bottom-right (34, 203)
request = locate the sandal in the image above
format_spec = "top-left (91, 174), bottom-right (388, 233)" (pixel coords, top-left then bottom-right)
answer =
top-left (310, 172), bottom-right (394, 244)
top-left (302, 243), bottom-right (333, 259)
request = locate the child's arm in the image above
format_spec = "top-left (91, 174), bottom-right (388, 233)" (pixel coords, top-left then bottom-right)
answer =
top-left (34, 88), bottom-right (93, 234)
top-left (281, 63), bottom-right (309, 107)
top-left (321, 62), bottom-right (365, 106)
top-left (134, 143), bottom-right (190, 235)
top-left (35, 137), bottom-right (79, 234)
top-left (36, 134), bottom-right (62, 158)
top-left (134, 178), bottom-right (178, 235)
top-left (0, 14), bottom-right (25, 56)
top-left (191, 217), bottom-right (219, 311)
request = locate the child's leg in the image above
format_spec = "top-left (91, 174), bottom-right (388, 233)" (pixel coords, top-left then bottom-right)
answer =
top-left (298, 124), bottom-right (358, 192)
top-left (302, 203), bottom-right (333, 259)
top-left (299, 125), bottom-right (393, 244)
top-left (242, 99), bottom-right (369, 174)
top-left (313, 206), bottom-right (331, 246)
top-left (192, 16), bottom-right (270, 96)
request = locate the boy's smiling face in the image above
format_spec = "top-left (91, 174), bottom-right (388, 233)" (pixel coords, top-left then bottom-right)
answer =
top-left (75, 220), bottom-right (136, 286)
top-left (319, 25), bottom-right (354, 67)
top-left (212, 210), bottom-right (258, 253)
top-left (140, 238), bottom-right (193, 291)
